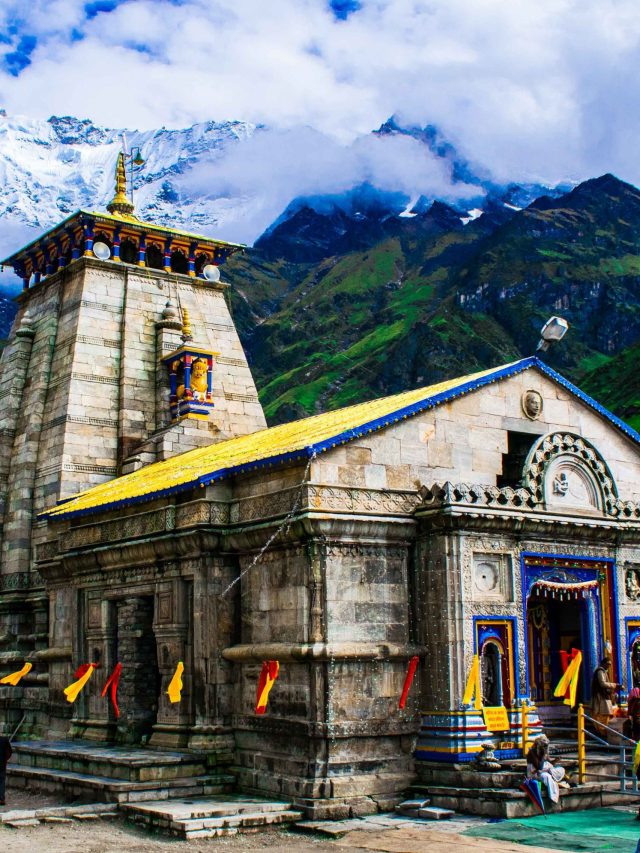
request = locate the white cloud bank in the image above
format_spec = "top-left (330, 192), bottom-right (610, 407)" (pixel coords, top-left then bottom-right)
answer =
top-left (1, 0), bottom-right (640, 204)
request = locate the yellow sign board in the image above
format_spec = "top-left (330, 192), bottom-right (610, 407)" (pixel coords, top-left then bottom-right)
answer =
top-left (483, 705), bottom-right (510, 732)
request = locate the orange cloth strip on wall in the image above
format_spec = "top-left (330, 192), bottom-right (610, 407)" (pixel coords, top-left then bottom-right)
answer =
top-left (255, 660), bottom-right (279, 714)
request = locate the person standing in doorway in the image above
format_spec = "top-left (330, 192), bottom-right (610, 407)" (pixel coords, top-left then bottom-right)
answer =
top-left (591, 656), bottom-right (620, 737)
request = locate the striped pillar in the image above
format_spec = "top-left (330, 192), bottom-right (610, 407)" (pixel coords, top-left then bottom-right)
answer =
top-left (113, 227), bottom-right (121, 262)
top-left (206, 356), bottom-right (214, 402)
top-left (83, 222), bottom-right (94, 256)
top-left (184, 354), bottom-right (193, 396)
top-left (55, 238), bottom-right (65, 269)
top-left (45, 245), bottom-right (55, 276)
top-left (138, 234), bottom-right (146, 267)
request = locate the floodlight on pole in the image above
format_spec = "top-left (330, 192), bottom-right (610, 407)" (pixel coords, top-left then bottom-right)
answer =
top-left (118, 135), bottom-right (146, 204)
top-left (536, 316), bottom-right (569, 353)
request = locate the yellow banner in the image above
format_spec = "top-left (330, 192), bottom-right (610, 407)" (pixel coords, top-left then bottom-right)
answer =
top-left (0, 662), bottom-right (32, 686)
top-left (483, 705), bottom-right (510, 732)
top-left (63, 665), bottom-right (95, 703)
top-left (462, 654), bottom-right (482, 710)
top-left (553, 651), bottom-right (582, 707)
top-left (167, 661), bottom-right (184, 704)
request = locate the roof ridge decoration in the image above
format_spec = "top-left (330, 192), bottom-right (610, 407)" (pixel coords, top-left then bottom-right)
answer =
top-left (181, 307), bottom-right (193, 343)
top-left (106, 152), bottom-right (136, 219)
top-left (41, 356), bottom-right (640, 521)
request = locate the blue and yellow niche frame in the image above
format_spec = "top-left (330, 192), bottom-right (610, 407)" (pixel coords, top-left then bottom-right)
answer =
top-left (520, 552), bottom-right (621, 703)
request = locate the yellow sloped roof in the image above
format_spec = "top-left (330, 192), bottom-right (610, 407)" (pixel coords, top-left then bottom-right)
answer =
top-left (44, 359), bottom-right (530, 520)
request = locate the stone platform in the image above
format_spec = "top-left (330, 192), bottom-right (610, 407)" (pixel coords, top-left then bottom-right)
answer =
top-left (8, 740), bottom-right (234, 804)
top-left (121, 795), bottom-right (303, 838)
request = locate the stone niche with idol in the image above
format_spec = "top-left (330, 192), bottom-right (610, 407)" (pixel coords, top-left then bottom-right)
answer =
top-left (162, 308), bottom-right (218, 422)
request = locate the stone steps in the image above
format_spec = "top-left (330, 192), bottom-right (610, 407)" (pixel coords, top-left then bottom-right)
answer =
top-left (414, 755), bottom-right (621, 792)
top-left (420, 781), bottom-right (640, 818)
top-left (0, 802), bottom-right (119, 828)
top-left (11, 740), bottom-right (207, 782)
top-left (121, 796), bottom-right (304, 838)
top-left (8, 764), bottom-right (235, 804)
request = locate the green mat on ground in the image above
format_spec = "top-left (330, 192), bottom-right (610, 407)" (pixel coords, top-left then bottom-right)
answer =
top-left (464, 808), bottom-right (640, 852)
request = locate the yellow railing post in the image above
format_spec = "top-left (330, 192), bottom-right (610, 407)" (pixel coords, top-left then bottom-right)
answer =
top-left (521, 700), bottom-right (529, 757)
top-left (577, 703), bottom-right (586, 784)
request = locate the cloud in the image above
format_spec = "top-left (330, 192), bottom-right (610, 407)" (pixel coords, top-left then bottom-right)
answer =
top-left (177, 126), bottom-right (479, 242)
top-left (0, 0), bottom-right (639, 193)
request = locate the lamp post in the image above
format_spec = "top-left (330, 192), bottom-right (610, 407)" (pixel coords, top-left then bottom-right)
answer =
top-left (126, 147), bottom-right (145, 205)
top-left (120, 132), bottom-right (145, 206)
top-left (536, 316), bottom-right (569, 355)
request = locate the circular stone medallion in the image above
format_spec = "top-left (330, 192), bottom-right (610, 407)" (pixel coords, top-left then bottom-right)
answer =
top-left (475, 561), bottom-right (499, 593)
top-left (522, 389), bottom-right (543, 420)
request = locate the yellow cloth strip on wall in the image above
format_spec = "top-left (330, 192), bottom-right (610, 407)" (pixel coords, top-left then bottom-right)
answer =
top-left (167, 661), bottom-right (184, 704)
top-left (463, 654), bottom-right (483, 710)
top-left (0, 662), bottom-right (32, 685)
top-left (553, 651), bottom-right (582, 707)
top-left (63, 664), bottom-right (96, 703)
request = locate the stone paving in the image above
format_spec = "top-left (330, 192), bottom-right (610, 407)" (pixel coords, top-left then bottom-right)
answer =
top-left (0, 812), bottom-right (573, 853)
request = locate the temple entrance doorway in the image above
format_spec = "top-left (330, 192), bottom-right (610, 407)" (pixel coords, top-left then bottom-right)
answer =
top-left (113, 596), bottom-right (162, 744)
top-left (527, 585), bottom-right (590, 714)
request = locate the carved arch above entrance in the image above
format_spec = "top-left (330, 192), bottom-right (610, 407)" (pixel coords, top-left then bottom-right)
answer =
top-left (522, 432), bottom-right (617, 515)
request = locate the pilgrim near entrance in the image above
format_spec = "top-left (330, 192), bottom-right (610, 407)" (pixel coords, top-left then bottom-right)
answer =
top-left (0, 155), bottom-right (639, 820)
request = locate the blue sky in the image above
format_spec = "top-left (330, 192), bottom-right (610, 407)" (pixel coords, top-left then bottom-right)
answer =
top-left (1, 1), bottom-right (640, 188)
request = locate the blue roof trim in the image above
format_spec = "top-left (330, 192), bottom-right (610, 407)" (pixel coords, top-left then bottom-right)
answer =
top-left (531, 357), bottom-right (640, 445)
top-left (45, 355), bottom-right (640, 521)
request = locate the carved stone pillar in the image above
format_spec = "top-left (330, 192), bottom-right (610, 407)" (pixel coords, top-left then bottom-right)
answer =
top-left (70, 595), bottom-right (117, 742)
top-left (149, 580), bottom-right (193, 749)
top-left (116, 596), bottom-right (160, 744)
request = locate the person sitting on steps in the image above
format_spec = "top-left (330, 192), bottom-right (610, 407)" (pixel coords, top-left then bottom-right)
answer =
top-left (526, 734), bottom-right (568, 803)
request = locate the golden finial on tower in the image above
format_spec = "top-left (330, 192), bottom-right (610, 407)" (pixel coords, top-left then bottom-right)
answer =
top-left (181, 307), bottom-right (193, 342)
top-left (106, 152), bottom-right (136, 218)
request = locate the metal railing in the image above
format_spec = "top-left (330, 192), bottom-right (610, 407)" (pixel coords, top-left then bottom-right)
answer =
top-left (520, 702), bottom-right (639, 794)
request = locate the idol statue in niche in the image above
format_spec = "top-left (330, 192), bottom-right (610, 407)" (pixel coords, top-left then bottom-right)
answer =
top-left (625, 567), bottom-right (640, 601)
top-left (175, 357), bottom-right (209, 401)
top-left (189, 358), bottom-right (209, 401)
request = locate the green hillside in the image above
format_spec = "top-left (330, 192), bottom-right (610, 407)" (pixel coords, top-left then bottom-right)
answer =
top-left (579, 344), bottom-right (640, 432)
top-left (225, 174), bottom-right (640, 425)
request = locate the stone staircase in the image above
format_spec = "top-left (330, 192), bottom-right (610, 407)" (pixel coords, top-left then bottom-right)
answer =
top-left (121, 795), bottom-right (303, 838)
top-left (8, 740), bottom-right (234, 804)
top-left (412, 754), bottom-right (639, 818)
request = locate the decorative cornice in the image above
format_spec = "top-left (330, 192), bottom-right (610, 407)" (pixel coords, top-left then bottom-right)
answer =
top-left (223, 642), bottom-right (425, 663)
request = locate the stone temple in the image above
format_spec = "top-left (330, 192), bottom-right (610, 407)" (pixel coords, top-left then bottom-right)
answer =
top-left (0, 158), bottom-right (639, 819)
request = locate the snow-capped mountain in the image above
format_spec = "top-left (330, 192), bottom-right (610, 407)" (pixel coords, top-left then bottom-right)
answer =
top-left (0, 110), bottom-right (568, 291)
top-left (0, 112), bottom-right (258, 262)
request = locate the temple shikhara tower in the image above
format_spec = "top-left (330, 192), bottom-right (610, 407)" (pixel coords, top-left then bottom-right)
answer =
top-left (0, 154), bottom-right (264, 734)
top-left (0, 150), bottom-right (639, 822)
